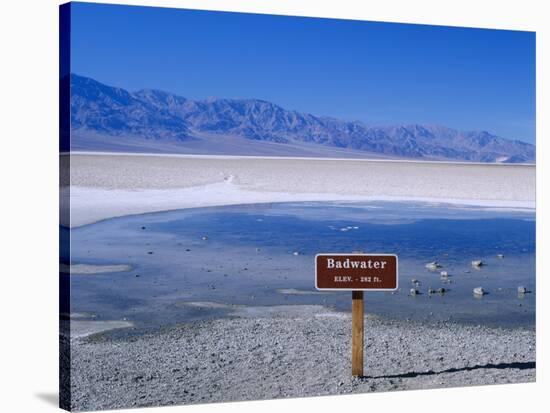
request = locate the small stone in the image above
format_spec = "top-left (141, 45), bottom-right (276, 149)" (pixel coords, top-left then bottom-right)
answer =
top-left (517, 286), bottom-right (527, 294)
top-left (497, 254), bottom-right (504, 258)
top-left (437, 288), bottom-right (446, 294)
top-left (427, 287), bottom-right (435, 294)
top-left (471, 260), bottom-right (483, 267)
top-left (440, 271), bottom-right (448, 278)
top-left (473, 287), bottom-right (485, 296)
top-left (141, 226), bottom-right (146, 230)
top-left (410, 288), bottom-right (418, 296)
top-left (425, 261), bottom-right (441, 271)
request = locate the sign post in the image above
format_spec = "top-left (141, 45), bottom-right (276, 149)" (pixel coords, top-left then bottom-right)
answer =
top-left (351, 290), bottom-right (364, 376)
top-left (315, 253), bottom-right (398, 377)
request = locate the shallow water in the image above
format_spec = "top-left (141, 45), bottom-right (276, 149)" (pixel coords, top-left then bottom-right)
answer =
top-left (67, 201), bottom-right (535, 331)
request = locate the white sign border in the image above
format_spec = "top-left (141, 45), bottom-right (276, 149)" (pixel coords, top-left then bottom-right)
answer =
top-left (315, 253), bottom-right (399, 291)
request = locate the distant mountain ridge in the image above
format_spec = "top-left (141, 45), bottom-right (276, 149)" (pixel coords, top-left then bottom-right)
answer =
top-left (70, 74), bottom-right (535, 163)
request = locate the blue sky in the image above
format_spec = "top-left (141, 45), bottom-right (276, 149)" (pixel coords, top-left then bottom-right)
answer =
top-left (70, 2), bottom-right (536, 143)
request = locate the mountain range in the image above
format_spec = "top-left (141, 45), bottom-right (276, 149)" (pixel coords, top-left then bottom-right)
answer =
top-left (69, 74), bottom-right (535, 163)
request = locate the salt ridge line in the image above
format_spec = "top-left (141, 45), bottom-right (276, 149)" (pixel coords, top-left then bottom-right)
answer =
top-left (64, 151), bottom-right (536, 167)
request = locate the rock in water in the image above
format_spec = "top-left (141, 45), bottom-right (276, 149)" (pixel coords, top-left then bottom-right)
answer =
top-left (410, 288), bottom-right (418, 296)
top-left (497, 254), bottom-right (504, 258)
top-left (517, 286), bottom-right (527, 294)
top-left (471, 260), bottom-right (483, 268)
top-left (440, 271), bottom-right (449, 278)
top-left (473, 287), bottom-right (485, 297)
top-left (425, 261), bottom-right (441, 271)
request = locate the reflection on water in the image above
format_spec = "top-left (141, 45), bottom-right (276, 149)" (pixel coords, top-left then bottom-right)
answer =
top-left (68, 201), bottom-right (535, 332)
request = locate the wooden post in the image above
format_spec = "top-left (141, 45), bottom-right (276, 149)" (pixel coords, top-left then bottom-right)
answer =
top-left (351, 290), bottom-right (364, 377)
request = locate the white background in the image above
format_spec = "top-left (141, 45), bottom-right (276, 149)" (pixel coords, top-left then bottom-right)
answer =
top-left (0, 0), bottom-right (548, 412)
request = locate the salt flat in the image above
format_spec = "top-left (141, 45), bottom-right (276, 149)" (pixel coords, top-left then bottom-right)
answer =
top-left (61, 152), bottom-right (535, 227)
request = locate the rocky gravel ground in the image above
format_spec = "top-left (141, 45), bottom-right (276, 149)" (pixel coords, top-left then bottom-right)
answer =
top-left (66, 306), bottom-right (535, 411)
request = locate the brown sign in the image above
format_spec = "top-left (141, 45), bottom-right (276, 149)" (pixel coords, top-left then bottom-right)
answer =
top-left (315, 253), bottom-right (398, 291)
